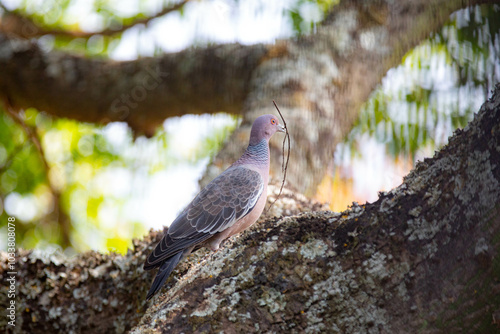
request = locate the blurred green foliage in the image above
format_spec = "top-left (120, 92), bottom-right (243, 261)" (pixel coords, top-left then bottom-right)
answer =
top-left (0, 104), bottom-right (238, 254)
top-left (288, 0), bottom-right (339, 35)
top-left (345, 4), bottom-right (499, 161)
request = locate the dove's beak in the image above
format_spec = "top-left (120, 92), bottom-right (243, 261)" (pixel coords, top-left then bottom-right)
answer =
top-left (277, 124), bottom-right (286, 133)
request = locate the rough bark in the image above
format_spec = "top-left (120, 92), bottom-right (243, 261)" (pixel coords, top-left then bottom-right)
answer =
top-left (0, 0), bottom-right (495, 194)
top-left (132, 84), bottom-right (500, 333)
top-left (0, 188), bottom-right (326, 334)
top-left (1, 84), bottom-right (499, 333)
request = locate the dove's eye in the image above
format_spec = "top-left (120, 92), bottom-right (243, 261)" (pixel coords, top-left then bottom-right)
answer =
top-left (271, 119), bottom-right (276, 125)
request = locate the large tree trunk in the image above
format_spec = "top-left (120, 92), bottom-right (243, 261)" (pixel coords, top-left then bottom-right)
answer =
top-left (1, 84), bottom-right (499, 333)
top-left (0, 0), bottom-right (494, 194)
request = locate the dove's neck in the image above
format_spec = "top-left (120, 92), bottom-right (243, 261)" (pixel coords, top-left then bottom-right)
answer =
top-left (234, 139), bottom-right (269, 169)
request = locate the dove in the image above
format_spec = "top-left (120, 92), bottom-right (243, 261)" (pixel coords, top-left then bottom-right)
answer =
top-left (144, 114), bottom-right (285, 300)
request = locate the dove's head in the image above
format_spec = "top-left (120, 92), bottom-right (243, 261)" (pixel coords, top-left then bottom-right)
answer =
top-left (249, 114), bottom-right (285, 145)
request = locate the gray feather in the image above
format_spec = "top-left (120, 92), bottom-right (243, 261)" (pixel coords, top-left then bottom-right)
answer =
top-left (144, 166), bottom-right (263, 269)
top-left (143, 114), bottom-right (283, 300)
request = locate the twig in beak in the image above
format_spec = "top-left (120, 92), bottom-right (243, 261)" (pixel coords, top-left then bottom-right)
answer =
top-left (266, 100), bottom-right (290, 213)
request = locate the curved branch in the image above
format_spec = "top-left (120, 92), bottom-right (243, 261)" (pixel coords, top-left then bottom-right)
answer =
top-left (2, 84), bottom-right (499, 333)
top-left (0, 0), bottom-right (190, 39)
top-left (201, 0), bottom-right (498, 195)
top-left (0, 33), bottom-right (268, 135)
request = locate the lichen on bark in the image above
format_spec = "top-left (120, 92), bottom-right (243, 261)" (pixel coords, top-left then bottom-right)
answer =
top-left (129, 84), bottom-right (500, 333)
top-left (2, 87), bottom-right (499, 333)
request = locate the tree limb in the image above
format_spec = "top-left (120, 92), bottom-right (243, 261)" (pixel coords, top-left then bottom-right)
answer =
top-left (0, 187), bottom-right (326, 333)
top-left (0, 0), bottom-right (493, 141)
top-left (2, 82), bottom-right (499, 333)
top-left (132, 84), bottom-right (500, 332)
top-left (0, 33), bottom-right (268, 135)
top-left (201, 0), bottom-right (498, 195)
top-left (0, 0), bottom-right (190, 39)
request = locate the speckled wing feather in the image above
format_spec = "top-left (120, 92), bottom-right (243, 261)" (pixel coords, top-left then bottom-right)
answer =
top-left (144, 166), bottom-right (264, 270)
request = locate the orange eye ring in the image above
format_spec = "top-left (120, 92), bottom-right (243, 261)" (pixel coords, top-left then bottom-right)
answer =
top-left (271, 119), bottom-right (276, 125)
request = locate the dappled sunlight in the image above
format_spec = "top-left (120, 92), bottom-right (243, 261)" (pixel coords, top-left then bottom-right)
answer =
top-left (315, 5), bottom-right (500, 211)
top-left (315, 142), bottom-right (416, 212)
top-left (0, 110), bottom-right (238, 254)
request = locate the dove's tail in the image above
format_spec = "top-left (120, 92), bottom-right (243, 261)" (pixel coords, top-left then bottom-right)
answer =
top-left (146, 251), bottom-right (183, 300)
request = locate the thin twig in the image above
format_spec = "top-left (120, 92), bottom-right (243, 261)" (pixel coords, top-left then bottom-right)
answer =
top-left (3, 103), bottom-right (50, 171)
top-left (266, 100), bottom-right (290, 213)
top-left (0, 142), bottom-right (29, 174)
top-left (2, 100), bottom-right (71, 247)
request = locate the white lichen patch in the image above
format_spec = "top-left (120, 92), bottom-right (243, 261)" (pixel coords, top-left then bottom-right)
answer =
top-left (194, 245), bottom-right (243, 280)
top-left (190, 265), bottom-right (256, 318)
top-left (424, 185), bottom-right (441, 207)
top-left (261, 241), bottom-right (278, 256)
top-left (329, 9), bottom-right (359, 55)
top-left (397, 282), bottom-right (410, 301)
top-left (461, 151), bottom-right (499, 222)
top-left (192, 277), bottom-right (241, 318)
top-left (422, 240), bottom-right (438, 258)
top-left (149, 296), bottom-right (188, 324)
top-left (56, 303), bottom-right (78, 327)
top-left (29, 248), bottom-right (66, 266)
top-left (405, 218), bottom-right (440, 241)
top-left (303, 273), bottom-right (313, 282)
top-left (89, 262), bottom-right (112, 278)
top-left (300, 239), bottom-right (328, 260)
top-left (190, 285), bottom-right (222, 317)
top-left (359, 27), bottom-right (388, 54)
top-left (379, 197), bottom-right (395, 213)
top-left (257, 287), bottom-right (286, 313)
top-left (363, 252), bottom-right (388, 282)
top-left (163, 299), bottom-right (188, 315)
top-left (228, 292), bottom-right (241, 307)
top-left (474, 237), bottom-right (489, 255)
top-left (282, 244), bottom-right (298, 255)
top-left (49, 306), bottom-right (63, 319)
top-left (302, 260), bottom-right (389, 333)
top-left (408, 206), bottom-right (422, 217)
top-left (228, 310), bottom-right (252, 323)
top-left (405, 174), bottom-right (426, 195)
top-left (72, 287), bottom-right (86, 299)
top-left (305, 300), bottom-right (327, 333)
top-left (328, 212), bottom-right (341, 224)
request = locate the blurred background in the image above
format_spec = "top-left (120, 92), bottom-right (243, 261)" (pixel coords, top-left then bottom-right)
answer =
top-left (0, 0), bottom-right (498, 255)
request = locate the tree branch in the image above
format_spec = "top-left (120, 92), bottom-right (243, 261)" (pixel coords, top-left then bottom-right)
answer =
top-left (134, 84), bottom-right (500, 332)
top-left (0, 0), bottom-right (190, 39)
top-left (0, 34), bottom-right (268, 136)
top-left (2, 83), bottom-right (499, 333)
top-left (0, 187), bottom-right (326, 333)
top-left (201, 0), bottom-right (498, 195)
